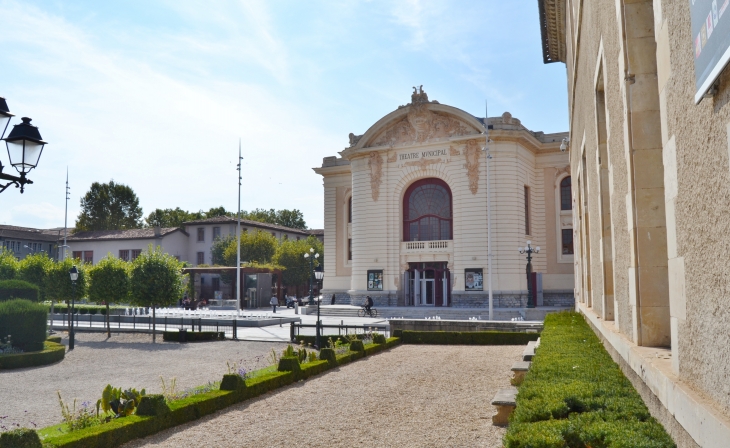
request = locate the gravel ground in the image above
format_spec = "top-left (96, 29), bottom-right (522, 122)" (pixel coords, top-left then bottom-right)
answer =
top-left (0, 332), bottom-right (288, 430)
top-left (124, 344), bottom-right (522, 448)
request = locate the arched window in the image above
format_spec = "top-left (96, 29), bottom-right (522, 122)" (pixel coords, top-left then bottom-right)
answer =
top-left (403, 178), bottom-right (453, 241)
top-left (560, 176), bottom-right (572, 210)
top-left (348, 197), bottom-right (352, 223)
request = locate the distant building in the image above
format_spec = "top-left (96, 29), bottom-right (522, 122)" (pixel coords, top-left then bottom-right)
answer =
top-left (0, 225), bottom-right (62, 260)
top-left (65, 227), bottom-right (188, 264)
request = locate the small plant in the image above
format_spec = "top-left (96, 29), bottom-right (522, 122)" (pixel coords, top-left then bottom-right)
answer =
top-left (96, 385), bottom-right (146, 418)
top-left (268, 348), bottom-right (278, 366)
top-left (57, 392), bottom-right (100, 432)
top-left (308, 351), bottom-right (317, 362)
top-left (159, 377), bottom-right (178, 402)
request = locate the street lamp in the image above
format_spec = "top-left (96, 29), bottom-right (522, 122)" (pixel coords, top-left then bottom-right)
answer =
top-left (314, 269), bottom-right (324, 349)
top-left (518, 241), bottom-right (540, 309)
top-left (0, 100), bottom-right (47, 194)
top-left (69, 265), bottom-right (78, 350)
top-left (303, 248), bottom-right (320, 346)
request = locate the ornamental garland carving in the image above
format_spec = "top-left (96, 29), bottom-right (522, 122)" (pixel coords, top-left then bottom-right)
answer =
top-left (368, 151), bottom-right (383, 201)
top-left (403, 158), bottom-right (442, 171)
top-left (464, 139), bottom-right (481, 195)
top-left (449, 145), bottom-right (460, 156)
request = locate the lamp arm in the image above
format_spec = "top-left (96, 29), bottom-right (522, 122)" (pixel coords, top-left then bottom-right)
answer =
top-left (0, 165), bottom-right (31, 193)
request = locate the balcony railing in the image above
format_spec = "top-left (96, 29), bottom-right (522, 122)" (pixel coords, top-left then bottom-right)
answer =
top-left (402, 240), bottom-right (452, 253)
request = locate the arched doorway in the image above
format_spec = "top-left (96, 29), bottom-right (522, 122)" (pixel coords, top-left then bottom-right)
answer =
top-left (402, 178), bottom-right (452, 306)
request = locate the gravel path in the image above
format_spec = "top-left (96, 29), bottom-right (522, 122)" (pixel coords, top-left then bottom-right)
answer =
top-left (0, 332), bottom-right (287, 430)
top-left (124, 345), bottom-right (522, 448)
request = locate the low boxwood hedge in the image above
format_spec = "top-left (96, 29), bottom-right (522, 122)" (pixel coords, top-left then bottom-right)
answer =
top-left (0, 427), bottom-right (42, 448)
top-left (161, 331), bottom-right (224, 342)
top-left (294, 334), bottom-right (366, 346)
top-left (50, 305), bottom-right (124, 315)
top-left (504, 312), bottom-right (675, 448)
top-left (0, 341), bottom-right (65, 370)
top-left (0, 279), bottom-right (40, 302)
top-left (39, 338), bottom-right (402, 448)
top-left (401, 330), bottom-right (539, 345)
top-left (0, 299), bottom-right (47, 351)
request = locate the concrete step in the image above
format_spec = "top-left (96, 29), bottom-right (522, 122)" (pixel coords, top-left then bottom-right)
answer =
top-left (313, 306), bottom-right (528, 321)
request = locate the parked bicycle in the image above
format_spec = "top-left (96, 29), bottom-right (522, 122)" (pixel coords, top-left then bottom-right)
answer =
top-left (358, 306), bottom-right (378, 318)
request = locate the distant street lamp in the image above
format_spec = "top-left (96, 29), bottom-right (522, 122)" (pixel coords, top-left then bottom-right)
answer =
top-left (303, 248), bottom-right (320, 346)
top-left (69, 265), bottom-right (79, 350)
top-left (518, 241), bottom-right (540, 309)
top-left (0, 98), bottom-right (47, 194)
top-left (314, 269), bottom-right (324, 349)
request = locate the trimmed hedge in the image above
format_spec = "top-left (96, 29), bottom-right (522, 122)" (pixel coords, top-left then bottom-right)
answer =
top-left (0, 279), bottom-right (40, 302)
top-left (504, 312), bottom-right (675, 448)
top-left (50, 305), bottom-right (124, 315)
top-left (0, 428), bottom-right (42, 448)
top-left (401, 330), bottom-right (539, 345)
top-left (0, 299), bottom-right (47, 351)
top-left (0, 341), bottom-right (65, 370)
top-left (47, 336), bottom-right (62, 344)
top-left (294, 334), bottom-right (364, 346)
top-left (40, 338), bottom-right (402, 448)
top-left (161, 331), bottom-right (225, 342)
top-left (136, 395), bottom-right (170, 417)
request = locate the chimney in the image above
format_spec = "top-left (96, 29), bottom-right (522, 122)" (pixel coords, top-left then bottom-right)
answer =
top-left (154, 226), bottom-right (162, 237)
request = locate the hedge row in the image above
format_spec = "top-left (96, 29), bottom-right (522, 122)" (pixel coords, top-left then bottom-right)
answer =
top-left (504, 312), bottom-right (675, 448)
top-left (161, 331), bottom-right (225, 342)
top-left (39, 337), bottom-right (402, 448)
top-left (293, 334), bottom-right (367, 346)
top-left (0, 279), bottom-right (40, 302)
top-left (49, 305), bottom-right (124, 315)
top-left (401, 330), bottom-right (540, 345)
top-left (0, 299), bottom-right (47, 351)
top-left (0, 341), bottom-right (65, 370)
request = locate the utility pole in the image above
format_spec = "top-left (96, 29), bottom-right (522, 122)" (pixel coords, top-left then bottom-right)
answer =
top-left (236, 140), bottom-right (242, 317)
top-left (484, 102), bottom-right (494, 321)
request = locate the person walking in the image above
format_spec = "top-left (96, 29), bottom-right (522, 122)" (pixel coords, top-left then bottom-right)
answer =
top-left (270, 295), bottom-right (278, 313)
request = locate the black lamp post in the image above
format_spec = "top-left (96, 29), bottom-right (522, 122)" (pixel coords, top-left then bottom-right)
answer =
top-left (0, 98), bottom-right (47, 194)
top-left (518, 241), bottom-right (540, 309)
top-left (314, 269), bottom-right (324, 349)
top-left (303, 248), bottom-right (320, 345)
top-left (69, 265), bottom-right (78, 350)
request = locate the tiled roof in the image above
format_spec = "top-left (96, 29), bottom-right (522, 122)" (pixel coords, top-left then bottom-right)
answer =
top-left (307, 229), bottom-right (324, 235)
top-left (0, 225), bottom-right (65, 242)
top-left (182, 216), bottom-right (312, 235)
top-left (67, 227), bottom-right (186, 242)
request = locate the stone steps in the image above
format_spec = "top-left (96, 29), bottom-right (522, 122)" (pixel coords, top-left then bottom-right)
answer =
top-left (312, 306), bottom-right (525, 321)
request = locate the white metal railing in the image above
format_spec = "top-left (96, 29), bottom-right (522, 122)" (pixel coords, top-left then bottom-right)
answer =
top-left (402, 240), bottom-right (451, 253)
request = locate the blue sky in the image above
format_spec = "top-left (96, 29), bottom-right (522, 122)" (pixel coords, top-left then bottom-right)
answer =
top-left (0, 0), bottom-right (568, 230)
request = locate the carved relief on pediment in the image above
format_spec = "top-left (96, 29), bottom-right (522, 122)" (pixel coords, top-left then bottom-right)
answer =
top-left (366, 108), bottom-right (478, 148)
top-left (368, 151), bottom-right (383, 201)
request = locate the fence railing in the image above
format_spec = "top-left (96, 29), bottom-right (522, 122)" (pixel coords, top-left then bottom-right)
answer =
top-left (289, 322), bottom-right (389, 342)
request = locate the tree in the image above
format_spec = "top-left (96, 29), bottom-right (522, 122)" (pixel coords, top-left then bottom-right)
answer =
top-left (204, 206), bottom-right (231, 218)
top-left (274, 236), bottom-right (323, 289)
top-left (211, 234), bottom-right (235, 266)
top-left (241, 208), bottom-right (307, 230)
top-left (0, 248), bottom-right (18, 280)
top-left (88, 255), bottom-right (130, 337)
top-left (129, 246), bottom-right (186, 342)
top-left (145, 208), bottom-right (203, 228)
top-left (222, 230), bottom-right (278, 266)
top-left (46, 258), bottom-right (88, 328)
top-left (17, 253), bottom-right (52, 299)
top-left (76, 180), bottom-right (144, 231)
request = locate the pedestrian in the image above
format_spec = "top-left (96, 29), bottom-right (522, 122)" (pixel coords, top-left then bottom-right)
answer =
top-left (331, 293), bottom-right (336, 305)
top-left (270, 295), bottom-right (278, 313)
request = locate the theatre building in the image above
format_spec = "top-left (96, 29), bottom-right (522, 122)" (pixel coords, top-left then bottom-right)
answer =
top-left (314, 88), bottom-right (573, 308)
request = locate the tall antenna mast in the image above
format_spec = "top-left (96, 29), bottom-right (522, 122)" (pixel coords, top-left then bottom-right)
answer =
top-left (63, 167), bottom-right (70, 261)
top-left (236, 140), bottom-right (242, 317)
top-left (485, 101), bottom-right (493, 321)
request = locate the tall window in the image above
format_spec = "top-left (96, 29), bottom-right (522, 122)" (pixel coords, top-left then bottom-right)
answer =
top-left (524, 186), bottom-right (531, 235)
top-left (560, 176), bottom-right (572, 210)
top-left (197, 252), bottom-right (205, 265)
top-left (213, 227), bottom-right (221, 240)
top-left (348, 239), bottom-right (352, 260)
top-left (72, 251), bottom-right (82, 260)
top-left (403, 178), bottom-right (453, 241)
top-left (131, 249), bottom-right (142, 261)
top-left (197, 228), bottom-right (205, 242)
top-left (119, 250), bottom-right (130, 261)
top-left (348, 197), bottom-right (352, 223)
top-left (562, 229), bottom-right (574, 254)
top-left (83, 251), bottom-right (93, 264)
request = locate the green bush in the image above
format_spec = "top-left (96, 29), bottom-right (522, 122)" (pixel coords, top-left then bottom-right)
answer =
top-left (504, 312), bottom-right (675, 448)
top-left (0, 299), bottom-right (47, 351)
top-left (401, 330), bottom-right (539, 345)
top-left (161, 331), bottom-right (224, 342)
top-left (136, 395), bottom-right (170, 417)
top-left (277, 356), bottom-right (302, 375)
top-left (0, 341), bottom-right (65, 370)
top-left (373, 333), bottom-right (386, 344)
top-left (294, 334), bottom-right (360, 346)
top-left (393, 329), bottom-right (403, 337)
top-left (318, 348), bottom-right (336, 366)
top-left (0, 428), bottom-right (42, 448)
top-left (220, 374), bottom-right (246, 391)
top-left (47, 336), bottom-right (62, 344)
top-left (0, 279), bottom-right (40, 302)
top-left (349, 340), bottom-right (365, 352)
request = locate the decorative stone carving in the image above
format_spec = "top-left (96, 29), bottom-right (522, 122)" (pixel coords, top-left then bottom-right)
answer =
top-left (348, 133), bottom-right (362, 147)
top-left (464, 139), bottom-right (481, 194)
top-left (449, 145), bottom-right (460, 156)
top-left (366, 87), bottom-right (477, 148)
top-left (404, 158), bottom-right (442, 171)
top-left (387, 151), bottom-right (397, 163)
top-left (554, 165), bottom-right (570, 186)
top-left (368, 151), bottom-right (383, 201)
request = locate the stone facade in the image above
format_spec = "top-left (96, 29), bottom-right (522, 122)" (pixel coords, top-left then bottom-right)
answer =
top-left (538, 0), bottom-right (730, 445)
top-left (314, 88), bottom-right (574, 310)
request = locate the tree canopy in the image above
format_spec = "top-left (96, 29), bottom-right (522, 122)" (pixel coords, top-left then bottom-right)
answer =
top-left (76, 180), bottom-right (144, 231)
top-left (144, 206), bottom-right (233, 228)
top-left (273, 236), bottom-right (323, 287)
top-left (88, 255), bottom-right (130, 305)
top-left (241, 208), bottom-right (307, 230)
top-left (0, 249), bottom-right (18, 280)
top-left (45, 258), bottom-right (88, 302)
top-left (17, 253), bottom-right (53, 299)
top-left (222, 230), bottom-right (278, 266)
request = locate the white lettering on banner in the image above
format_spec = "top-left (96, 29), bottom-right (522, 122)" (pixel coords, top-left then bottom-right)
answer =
top-left (398, 149), bottom-right (447, 161)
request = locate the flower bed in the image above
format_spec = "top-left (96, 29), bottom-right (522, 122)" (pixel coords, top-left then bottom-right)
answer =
top-left (401, 330), bottom-right (539, 345)
top-left (0, 341), bottom-right (65, 370)
top-left (35, 337), bottom-right (402, 448)
top-left (503, 312), bottom-right (675, 448)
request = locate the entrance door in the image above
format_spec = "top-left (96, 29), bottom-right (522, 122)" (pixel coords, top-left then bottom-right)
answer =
top-left (420, 279), bottom-right (435, 305)
top-left (406, 263), bottom-right (451, 307)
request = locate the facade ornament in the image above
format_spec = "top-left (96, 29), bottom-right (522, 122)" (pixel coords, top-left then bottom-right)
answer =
top-left (554, 165), bottom-right (570, 186)
top-left (387, 151), bottom-right (397, 163)
top-left (464, 139), bottom-right (481, 194)
top-left (368, 151), bottom-right (383, 201)
top-left (449, 145), bottom-right (460, 156)
top-left (404, 158), bottom-right (442, 171)
top-left (348, 133), bottom-right (363, 147)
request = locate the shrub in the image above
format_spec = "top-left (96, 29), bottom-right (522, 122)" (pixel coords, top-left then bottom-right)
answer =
top-left (349, 340), bottom-right (365, 352)
top-left (373, 334), bottom-right (386, 344)
top-left (220, 374), bottom-right (247, 391)
top-left (47, 336), bottom-right (62, 344)
top-left (0, 428), bottom-right (42, 448)
top-left (277, 356), bottom-right (302, 375)
top-left (0, 299), bottom-right (47, 351)
top-left (0, 279), bottom-right (40, 302)
top-left (136, 395), bottom-right (170, 417)
top-left (318, 348), bottom-right (336, 366)
top-left (0, 341), bottom-right (65, 369)
top-left (503, 312), bottom-right (675, 448)
top-left (401, 330), bottom-right (539, 345)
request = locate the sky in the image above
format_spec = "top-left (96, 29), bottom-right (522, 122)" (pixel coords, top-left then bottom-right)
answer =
top-left (0, 0), bottom-right (568, 230)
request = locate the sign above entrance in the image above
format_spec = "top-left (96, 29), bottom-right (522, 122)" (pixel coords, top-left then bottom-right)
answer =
top-left (398, 149), bottom-right (447, 161)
